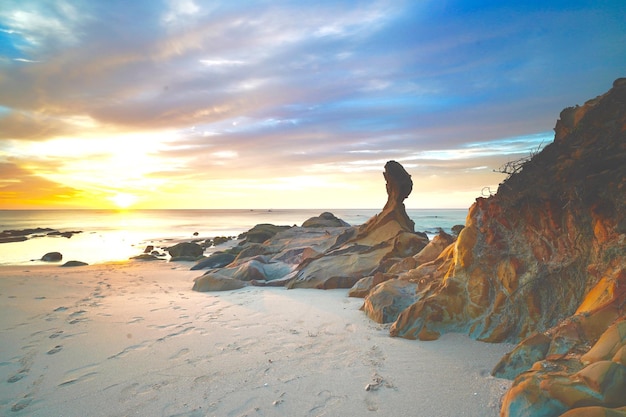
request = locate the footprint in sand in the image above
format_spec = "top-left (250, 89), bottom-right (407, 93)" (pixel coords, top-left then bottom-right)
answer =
top-left (11, 397), bottom-right (32, 412)
top-left (7, 371), bottom-right (28, 383)
top-left (54, 306), bottom-right (68, 312)
top-left (47, 345), bottom-right (63, 355)
top-left (50, 330), bottom-right (64, 338)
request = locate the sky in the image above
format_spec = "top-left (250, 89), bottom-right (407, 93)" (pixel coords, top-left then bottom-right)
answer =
top-left (0, 0), bottom-right (624, 210)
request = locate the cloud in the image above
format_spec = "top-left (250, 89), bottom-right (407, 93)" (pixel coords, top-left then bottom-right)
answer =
top-left (0, 161), bottom-right (86, 207)
top-left (0, 0), bottom-right (624, 208)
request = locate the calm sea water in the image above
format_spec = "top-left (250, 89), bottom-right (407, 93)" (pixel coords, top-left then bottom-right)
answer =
top-left (0, 209), bottom-right (467, 266)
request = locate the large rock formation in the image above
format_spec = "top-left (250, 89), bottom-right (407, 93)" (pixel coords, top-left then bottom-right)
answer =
top-left (361, 79), bottom-right (626, 416)
top-left (192, 160), bottom-right (429, 291)
top-left (287, 160), bottom-right (427, 289)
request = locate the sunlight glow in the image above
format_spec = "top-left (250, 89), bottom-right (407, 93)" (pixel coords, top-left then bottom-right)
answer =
top-left (110, 193), bottom-right (138, 208)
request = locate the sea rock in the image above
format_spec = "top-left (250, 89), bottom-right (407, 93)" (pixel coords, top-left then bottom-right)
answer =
top-left (131, 253), bottom-right (161, 261)
top-left (287, 161), bottom-right (428, 289)
top-left (192, 272), bottom-right (249, 292)
top-left (42, 252), bottom-right (62, 262)
top-left (190, 162), bottom-right (429, 292)
top-left (301, 212), bottom-right (351, 228)
top-left (190, 252), bottom-right (236, 270)
top-left (212, 236), bottom-right (231, 246)
top-left (60, 260), bottom-right (88, 267)
top-left (240, 224), bottom-right (291, 244)
top-left (167, 242), bottom-right (204, 259)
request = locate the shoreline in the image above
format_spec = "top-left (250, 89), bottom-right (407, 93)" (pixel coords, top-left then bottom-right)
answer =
top-left (1, 261), bottom-right (512, 416)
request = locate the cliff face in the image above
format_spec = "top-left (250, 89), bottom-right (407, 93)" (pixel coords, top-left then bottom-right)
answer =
top-left (363, 79), bottom-right (626, 416)
top-left (381, 78), bottom-right (625, 344)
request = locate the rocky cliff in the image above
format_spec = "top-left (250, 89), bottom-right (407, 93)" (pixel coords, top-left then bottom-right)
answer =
top-left (362, 79), bottom-right (626, 416)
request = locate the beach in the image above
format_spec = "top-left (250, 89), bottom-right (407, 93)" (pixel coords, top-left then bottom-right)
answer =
top-left (1, 260), bottom-right (513, 417)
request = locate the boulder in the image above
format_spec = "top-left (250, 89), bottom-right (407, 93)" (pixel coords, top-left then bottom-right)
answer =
top-left (301, 212), bottom-right (350, 228)
top-left (131, 253), bottom-right (161, 261)
top-left (60, 260), bottom-right (88, 267)
top-left (42, 252), bottom-right (62, 262)
top-left (167, 242), bottom-right (204, 259)
top-left (192, 273), bottom-right (248, 292)
top-left (190, 252), bottom-right (236, 270)
top-left (413, 230), bottom-right (455, 265)
top-left (240, 224), bottom-right (291, 244)
top-left (362, 279), bottom-right (419, 324)
top-left (348, 272), bottom-right (394, 298)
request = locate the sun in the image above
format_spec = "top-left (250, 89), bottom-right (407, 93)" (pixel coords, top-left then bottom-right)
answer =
top-left (110, 193), bottom-right (138, 209)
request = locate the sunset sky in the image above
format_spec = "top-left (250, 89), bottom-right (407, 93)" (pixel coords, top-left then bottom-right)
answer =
top-left (1, 1), bottom-right (625, 209)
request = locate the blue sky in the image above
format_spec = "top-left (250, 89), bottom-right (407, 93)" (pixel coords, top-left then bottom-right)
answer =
top-left (0, 0), bottom-right (624, 209)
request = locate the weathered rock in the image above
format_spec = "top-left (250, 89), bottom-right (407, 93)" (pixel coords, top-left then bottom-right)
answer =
top-left (240, 224), bottom-right (291, 244)
top-left (60, 260), bottom-right (88, 267)
top-left (190, 252), bottom-right (236, 270)
top-left (413, 230), bottom-right (455, 265)
top-left (131, 253), bottom-right (161, 261)
top-left (192, 272), bottom-right (249, 292)
top-left (362, 279), bottom-right (419, 324)
top-left (167, 242), bottom-right (204, 259)
top-left (42, 252), bottom-right (62, 262)
top-left (348, 272), bottom-right (394, 298)
top-left (493, 332), bottom-right (552, 379)
top-left (287, 161), bottom-right (427, 289)
top-left (558, 405), bottom-right (626, 417)
top-left (385, 79), bottom-right (625, 346)
top-left (301, 212), bottom-right (350, 228)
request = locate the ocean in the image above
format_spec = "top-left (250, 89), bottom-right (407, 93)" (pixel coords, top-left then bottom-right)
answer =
top-left (0, 209), bottom-right (468, 266)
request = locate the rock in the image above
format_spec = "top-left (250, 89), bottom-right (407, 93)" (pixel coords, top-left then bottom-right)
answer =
top-left (60, 261), bottom-right (88, 267)
top-left (190, 252), bottom-right (236, 270)
top-left (240, 224), bottom-right (291, 244)
top-left (131, 253), bottom-right (161, 261)
top-left (492, 332), bottom-right (552, 379)
top-left (192, 273), bottom-right (248, 292)
top-left (413, 230), bottom-right (455, 265)
top-left (143, 245), bottom-right (154, 253)
top-left (348, 272), bottom-right (395, 298)
top-left (287, 161), bottom-right (427, 289)
top-left (301, 212), bottom-right (350, 228)
top-left (0, 235), bottom-right (28, 243)
top-left (558, 406), bottom-right (626, 417)
top-left (451, 224), bottom-right (465, 236)
top-left (213, 236), bottom-right (231, 246)
top-left (167, 242), bottom-right (204, 259)
top-left (362, 279), bottom-right (419, 324)
top-left (170, 255), bottom-right (200, 262)
top-left (42, 252), bottom-right (62, 262)
top-left (383, 79), bottom-right (625, 345)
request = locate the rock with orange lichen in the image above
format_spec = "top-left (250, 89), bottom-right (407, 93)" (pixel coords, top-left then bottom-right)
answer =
top-left (357, 80), bottom-right (626, 415)
top-left (361, 279), bottom-right (419, 323)
top-left (373, 79), bottom-right (626, 343)
top-left (558, 406), bottom-right (626, 417)
top-left (500, 319), bottom-right (626, 417)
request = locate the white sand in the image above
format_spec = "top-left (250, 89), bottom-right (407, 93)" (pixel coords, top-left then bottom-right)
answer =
top-left (0, 261), bottom-right (513, 417)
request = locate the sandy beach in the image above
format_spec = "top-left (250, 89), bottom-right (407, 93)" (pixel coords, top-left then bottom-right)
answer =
top-left (1, 261), bottom-right (513, 417)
